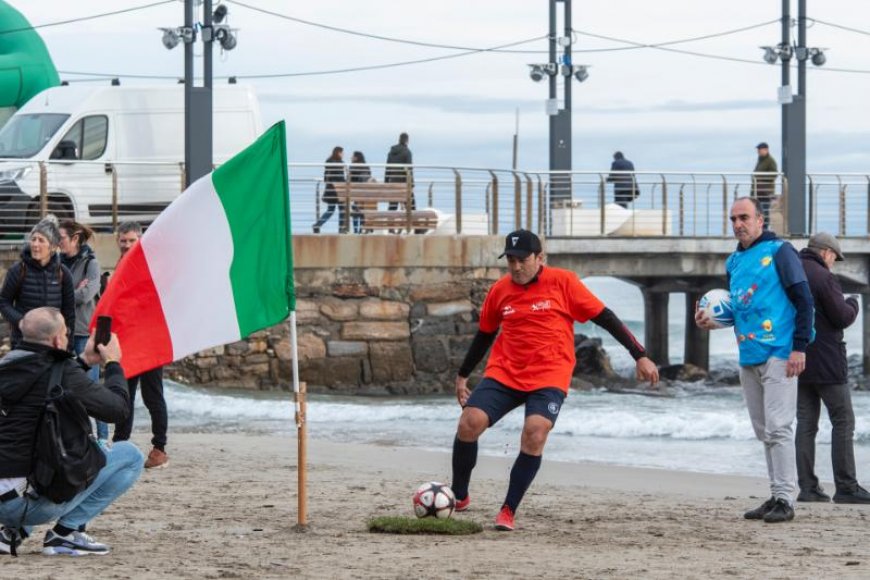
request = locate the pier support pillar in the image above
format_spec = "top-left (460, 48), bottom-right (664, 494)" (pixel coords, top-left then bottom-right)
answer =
top-left (863, 293), bottom-right (870, 375)
top-left (684, 291), bottom-right (710, 370)
top-left (642, 289), bottom-right (669, 366)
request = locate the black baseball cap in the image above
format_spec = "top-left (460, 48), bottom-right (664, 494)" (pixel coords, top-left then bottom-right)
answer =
top-left (756, 142), bottom-right (769, 149)
top-left (498, 229), bottom-right (542, 258)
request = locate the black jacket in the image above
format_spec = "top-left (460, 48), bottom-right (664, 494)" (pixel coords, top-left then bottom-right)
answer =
top-left (0, 342), bottom-right (129, 478)
top-left (323, 156), bottom-right (346, 203)
top-left (799, 248), bottom-right (859, 385)
top-left (0, 248), bottom-right (75, 347)
top-left (385, 143), bottom-right (413, 184)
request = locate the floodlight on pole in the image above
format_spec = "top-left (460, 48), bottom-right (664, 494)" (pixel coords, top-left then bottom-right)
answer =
top-left (573, 65), bottom-right (589, 83)
top-left (213, 3), bottom-right (228, 23)
top-left (161, 27), bottom-right (180, 50)
top-left (215, 26), bottom-right (237, 51)
top-left (810, 48), bottom-right (826, 66)
top-left (761, 46), bottom-right (778, 64)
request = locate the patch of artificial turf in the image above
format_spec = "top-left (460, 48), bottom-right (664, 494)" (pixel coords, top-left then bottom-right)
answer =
top-left (367, 516), bottom-right (483, 535)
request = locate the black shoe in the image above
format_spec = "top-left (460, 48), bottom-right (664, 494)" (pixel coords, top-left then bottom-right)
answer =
top-left (744, 497), bottom-right (777, 520)
top-left (797, 487), bottom-right (831, 503)
top-left (0, 527), bottom-right (25, 555)
top-left (763, 498), bottom-right (795, 523)
top-left (312, 226), bottom-right (320, 234)
top-left (833, 485), bottom-right (870, 504)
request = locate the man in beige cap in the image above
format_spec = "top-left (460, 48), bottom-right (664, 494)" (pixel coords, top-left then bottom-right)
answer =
top-left (796, 232), bottom-right (870, 504)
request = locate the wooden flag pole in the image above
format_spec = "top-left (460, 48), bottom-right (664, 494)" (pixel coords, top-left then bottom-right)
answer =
top-left (290, 311), bottom-right (307, 529)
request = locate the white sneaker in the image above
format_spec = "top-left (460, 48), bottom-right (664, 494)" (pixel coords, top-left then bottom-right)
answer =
top-left (42, 530), bottom-right (110, 556)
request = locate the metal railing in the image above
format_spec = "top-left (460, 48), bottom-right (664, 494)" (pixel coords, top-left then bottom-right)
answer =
top-left (0, 158), bottom-right (867, 245)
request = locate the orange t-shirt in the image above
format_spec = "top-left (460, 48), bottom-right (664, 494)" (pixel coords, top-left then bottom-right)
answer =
top-left (479, 266), bottom-right (605, 393)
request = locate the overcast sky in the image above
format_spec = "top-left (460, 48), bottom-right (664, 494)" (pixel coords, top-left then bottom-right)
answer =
top-left (19, 1), bottom-right (870, 172)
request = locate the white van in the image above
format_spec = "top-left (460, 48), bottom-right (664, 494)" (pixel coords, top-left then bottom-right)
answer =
top-left (0, 84), bottom-right (263, 232)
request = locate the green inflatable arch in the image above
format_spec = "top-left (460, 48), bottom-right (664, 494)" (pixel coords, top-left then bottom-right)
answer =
top-left (0, 2), bottom-right (59, 120)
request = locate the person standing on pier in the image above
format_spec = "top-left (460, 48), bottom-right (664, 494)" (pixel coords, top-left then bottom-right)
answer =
top-left (451, 229), bottom-right (660, 532)
top-left (384, 132), bottom-right (414, 211)
top-left (696, 196), bottom-right (813, 524)
top-left (752, 142), bottom-right (778, 226)
top-left (795, 232), bottom-right (870, 504)
top-left (607, 151), bottom-right (637, 208)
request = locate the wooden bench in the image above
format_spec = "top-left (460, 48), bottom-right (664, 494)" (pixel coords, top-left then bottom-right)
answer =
top-left (333, 182), bottom-right (439, 233)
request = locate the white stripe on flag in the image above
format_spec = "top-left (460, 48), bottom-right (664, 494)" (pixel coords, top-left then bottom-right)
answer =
top-left (141, 176), bottom-right (241, 359)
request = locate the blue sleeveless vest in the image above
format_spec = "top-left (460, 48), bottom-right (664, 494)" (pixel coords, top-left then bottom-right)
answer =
top-left (726, 239), bottom-right (795, 366)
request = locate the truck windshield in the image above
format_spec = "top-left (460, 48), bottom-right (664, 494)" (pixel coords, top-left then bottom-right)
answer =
top-left (0, 113), bottom-right (70, 159)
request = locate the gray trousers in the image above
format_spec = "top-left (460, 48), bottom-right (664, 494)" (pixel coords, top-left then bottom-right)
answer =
top-left (740, 358), bottom-right (798, 503)
top-left (796, 382), bottom-right (858, 494)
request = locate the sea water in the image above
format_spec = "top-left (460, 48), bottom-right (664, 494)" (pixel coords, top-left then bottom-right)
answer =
top-left (144, 277), bottom-right (868, 481)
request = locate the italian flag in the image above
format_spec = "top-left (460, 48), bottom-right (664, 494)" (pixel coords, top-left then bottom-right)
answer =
top-left (94, 121), bottom-right (295, 378)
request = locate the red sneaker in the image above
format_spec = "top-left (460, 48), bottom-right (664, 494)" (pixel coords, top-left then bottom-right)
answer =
top-left (454, 495), bottom-right (471, 512)
top-left (494, 505), bottom-right (515, 531)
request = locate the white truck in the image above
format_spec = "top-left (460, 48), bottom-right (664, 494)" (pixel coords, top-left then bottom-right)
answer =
top-left (0, 84), bottom-right (263, 232)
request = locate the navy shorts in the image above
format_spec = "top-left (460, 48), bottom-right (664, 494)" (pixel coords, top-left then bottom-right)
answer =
top-left (465, 377), bottom-right (565, 426)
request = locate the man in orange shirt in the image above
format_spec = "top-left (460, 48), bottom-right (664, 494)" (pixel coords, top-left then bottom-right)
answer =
top-left (452, 230), bottom-right (659, 531)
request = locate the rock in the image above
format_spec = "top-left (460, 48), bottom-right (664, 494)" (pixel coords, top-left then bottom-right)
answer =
top-left (359, 299), bottom-right (410, 321)
top-left (410, 283), bottom-right (469, 302)
top-left (573, 335), bottom-right (616, 377)
top-left (342, 321), bottom-right (409, 341)
top-left (273, 339), bottom-right (294, 361)
top-left (299, 357), bottom-right (362, 387)
top-left (332, 283), bottom-right (372, 298)
top-left (659, 363), bottom-right (708, 382)
top-left (249, 339), bottom-right (268, 353)
top-left (328, 341), bottom-right (368, 357)
top-left (295, 299), bottom-right (321, 325)
top-left (244, 353), bottom-right (270, 365)
top-left (194, 356), bottom-right (219, 369)
top-left (297, 333), bottom-right (326, 361)
top-left (427, 300), bottom-right (474, 317)
top-left (413, 337), bottom-right (449, 373)
top-left (320, 297), bottom-right (359, 321)
top-left (369, 342), bottom-right (413, 383)
top-left (226, 341), bottom-right (250, 356)
top-left (199, 345), bottom-right (225, 356)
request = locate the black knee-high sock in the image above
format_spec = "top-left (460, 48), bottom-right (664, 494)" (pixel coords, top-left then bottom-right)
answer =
top-left (503, 451), bottom-right (542, 513)
top-left (451, 437), bottom-right (478, 500)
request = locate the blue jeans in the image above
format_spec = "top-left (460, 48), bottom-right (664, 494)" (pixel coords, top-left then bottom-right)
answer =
top-left (73, 336), bottom-right (107, 440)
top-left (0, 442), bottom-right (143, 533)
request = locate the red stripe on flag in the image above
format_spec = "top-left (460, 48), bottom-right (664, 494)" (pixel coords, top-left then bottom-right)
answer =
top-left (92, 244), bottom-right (173, 378)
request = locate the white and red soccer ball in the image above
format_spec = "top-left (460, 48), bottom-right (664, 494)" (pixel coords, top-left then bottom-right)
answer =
top-left (412, 482), bottom-right (456, 519)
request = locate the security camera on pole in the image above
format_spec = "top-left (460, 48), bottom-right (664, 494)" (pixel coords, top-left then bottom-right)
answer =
top-left (527, 1), bottom-right (589, 210)
top-left (160, 1), bottom-right (239, 187)
top-left (759, 0), bottom-right (825, 236)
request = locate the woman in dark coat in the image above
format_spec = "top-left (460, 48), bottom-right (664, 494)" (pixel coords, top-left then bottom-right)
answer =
top-left (0, 216), bottom-right (75, 348)
top-left (312, 146), bottom-right (348, 233)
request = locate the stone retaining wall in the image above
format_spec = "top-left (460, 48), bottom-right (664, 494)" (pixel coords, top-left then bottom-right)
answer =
top-left (168, 266), bottom-right (501, 394)
top-left (0, 236), bottom-right (505, 394)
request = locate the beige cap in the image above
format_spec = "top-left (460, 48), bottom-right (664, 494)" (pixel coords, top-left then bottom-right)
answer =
top-left (808, 232), bottom-right (844, 261)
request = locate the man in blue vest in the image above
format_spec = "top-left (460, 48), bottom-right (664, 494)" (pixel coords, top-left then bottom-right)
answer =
top-left (696, 196), bottom-right (814, 523)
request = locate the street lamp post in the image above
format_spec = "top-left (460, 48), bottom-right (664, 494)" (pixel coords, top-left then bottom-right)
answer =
top-left (162, 0), bottom-right (238, 187)
top-left (529, 0), bottom-right (589, 210)
top-left (763, 0), bottom-right (823, 235)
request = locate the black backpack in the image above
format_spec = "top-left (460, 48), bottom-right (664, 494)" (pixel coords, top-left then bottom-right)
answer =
top-left (28, 361), bottom-right (106, 503)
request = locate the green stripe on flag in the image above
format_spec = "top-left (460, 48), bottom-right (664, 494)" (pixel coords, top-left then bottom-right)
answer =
top-left (212, 121), bottom-right (295, 337)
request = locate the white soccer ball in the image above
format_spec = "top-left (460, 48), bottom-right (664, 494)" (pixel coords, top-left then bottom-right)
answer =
top-left (412, 482), bottom-right (456, 519)
top-left (698, 289), bottom-right (734, 329)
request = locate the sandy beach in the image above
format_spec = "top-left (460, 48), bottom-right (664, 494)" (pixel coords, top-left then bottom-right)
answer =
top-left (3, 432), bottom-right (869, 579)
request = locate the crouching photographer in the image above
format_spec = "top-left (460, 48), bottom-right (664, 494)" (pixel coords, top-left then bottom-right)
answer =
top-left (0, 307), bottom-right (143, 556)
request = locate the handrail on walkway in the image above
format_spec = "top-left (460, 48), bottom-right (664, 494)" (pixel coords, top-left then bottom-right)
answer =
top-left (0, 158), bottom-right (867, 243)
